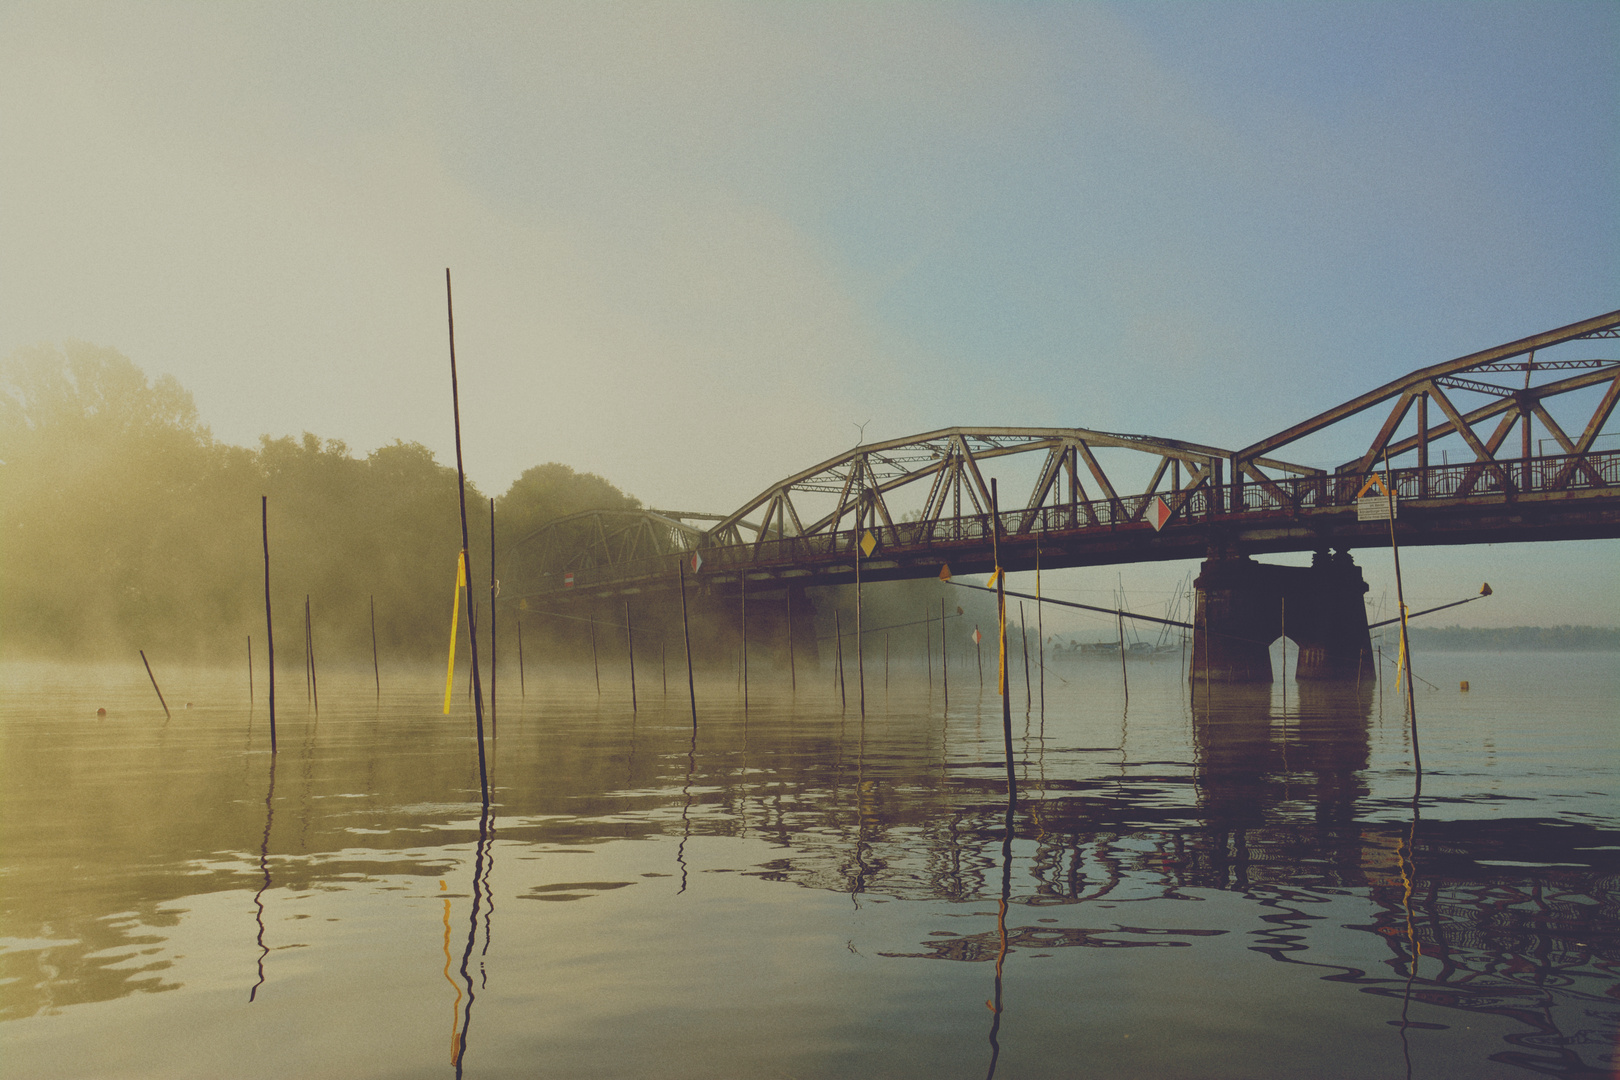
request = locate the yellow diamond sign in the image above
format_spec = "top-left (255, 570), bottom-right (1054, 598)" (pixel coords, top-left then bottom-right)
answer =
top-left (860, 530), bottom-right (877, 557)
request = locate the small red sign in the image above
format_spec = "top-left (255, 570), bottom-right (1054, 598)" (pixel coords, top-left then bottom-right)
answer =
top-left (563, 572), bottom-right (575, 588)
top-left (1148, 495), bottom-right (1172, 532)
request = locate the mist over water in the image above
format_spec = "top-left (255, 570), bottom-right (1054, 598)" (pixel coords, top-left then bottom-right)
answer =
top-left (2, 650), bottom-right (1615, 1079)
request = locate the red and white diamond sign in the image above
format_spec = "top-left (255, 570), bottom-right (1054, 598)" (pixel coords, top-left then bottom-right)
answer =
top-left (972, 626), bottom-right (982, 645)
top-left (1148, 495), bottom-right (1172, 532)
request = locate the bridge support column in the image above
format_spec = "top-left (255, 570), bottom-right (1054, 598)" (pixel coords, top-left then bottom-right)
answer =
top-left (1193, 551), bottom-right (1374, 684)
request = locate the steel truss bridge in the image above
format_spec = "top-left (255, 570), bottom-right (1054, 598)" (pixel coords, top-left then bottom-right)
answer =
top-left (506, 310), bottom-right (1620, 603)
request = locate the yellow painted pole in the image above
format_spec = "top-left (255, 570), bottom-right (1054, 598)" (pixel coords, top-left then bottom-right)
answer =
top-left (442, 552), bottom-right (466, 714)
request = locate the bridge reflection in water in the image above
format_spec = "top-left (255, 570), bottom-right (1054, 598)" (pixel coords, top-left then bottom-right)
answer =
top-left (746, 679), bottom-right (1614, 1078)
top-left (3, 664), bottom-right (1613, 1078)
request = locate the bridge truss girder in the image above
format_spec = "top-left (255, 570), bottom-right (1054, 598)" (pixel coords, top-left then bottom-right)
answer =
top-left (710, 426), bottom-right (1265, 554)
top-left (504, 508), bottom-right (706, 593)
top-left (1234, 309), bottom-right (1620, 508)
top-left (510, 311), bottom-right (1620, 602)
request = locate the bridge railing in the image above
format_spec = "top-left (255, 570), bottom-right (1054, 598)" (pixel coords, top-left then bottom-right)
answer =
top-left (536, 450), bottom-right (1618, 594)
top-left (1230, 450), bottom-right (1619, 513)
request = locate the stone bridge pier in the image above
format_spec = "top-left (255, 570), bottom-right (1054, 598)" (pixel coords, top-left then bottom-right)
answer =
top-left (1192, 551), bottom-right (1375, 683)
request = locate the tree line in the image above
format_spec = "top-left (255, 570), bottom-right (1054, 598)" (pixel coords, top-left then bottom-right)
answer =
top-left (1, 342), bottom-right (638, 662)
top-left (1402, 625), bottom-right (1620, 651)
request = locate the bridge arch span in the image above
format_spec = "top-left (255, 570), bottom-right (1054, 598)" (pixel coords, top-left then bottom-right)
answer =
top-left (708, 425), bottom-right (1257, 554)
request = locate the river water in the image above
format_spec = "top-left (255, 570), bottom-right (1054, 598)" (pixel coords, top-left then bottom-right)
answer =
top-left (2, 650), bottom-right (1616, 1079)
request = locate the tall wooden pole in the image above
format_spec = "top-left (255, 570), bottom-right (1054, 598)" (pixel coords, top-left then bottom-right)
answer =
top-left (517, 618), bottom-right (526, 698)
top-left (1384, 453), bottom-right (1421, 779)
top-left (835, 609), bottom-right (846, 709)
top-left (940, 597), bottom-right (949, 706)
top-left (304, 596), bottom-right (313, 706)
top-left (1019, 601), bottom-right (1031, 706)
top-left (740, 575), bottom-right (748, 710)
top-left (370, 595), bottom-right (380, 700)
top-left (489, 498), bottom-right (497, 735)
top-left (990, 479), bottom-right (1016, 809)
top-left (625, 601), bottom-right (637, 712)
top-left (248, 635), bottom-right (254, 704)
top-left (1035, 541), bottom-right (1045, 715)
top-left (305, 595), bottom-right (318, 716)
top-left (140, 650), bottom-right (171, 719)
top-left (855, 530), bottom-right (864, 718)
top-left (444, 269), bottom-right (488, 803)
top-left (1117, 608), bottom-right (1129, 705)
top-left (679, 561), bottom-right (697, 728)
top-left (261, 496), bottom-right (276, 751)
top-left (590, 614), bottom-right (600, 696)
top-left (926, 604), bottom-right (933, 687)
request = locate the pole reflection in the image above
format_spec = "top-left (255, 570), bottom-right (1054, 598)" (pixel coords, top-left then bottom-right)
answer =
top-left (452, 797), bottom-right (495, 1078)
top-left (983, 803), bottom-right (1013, 1080)
top-left (248, 754), bottom-right (276, 1002)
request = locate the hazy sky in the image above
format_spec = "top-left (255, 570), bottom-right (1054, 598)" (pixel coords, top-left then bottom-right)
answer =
top-left (4, 1), bottom-right (1616, 628)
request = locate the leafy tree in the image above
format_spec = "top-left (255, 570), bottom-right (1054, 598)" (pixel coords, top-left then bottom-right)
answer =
top-left (1, 343), bottom-right (637, 663)
top-left (1, 343), bottom-right (218, 654)
top-left (496, 462), bottom-right (640, 549)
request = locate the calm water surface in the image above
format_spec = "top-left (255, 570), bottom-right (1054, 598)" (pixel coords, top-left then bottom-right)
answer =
top-left (2, 652), bottom-right (1616, 1078)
